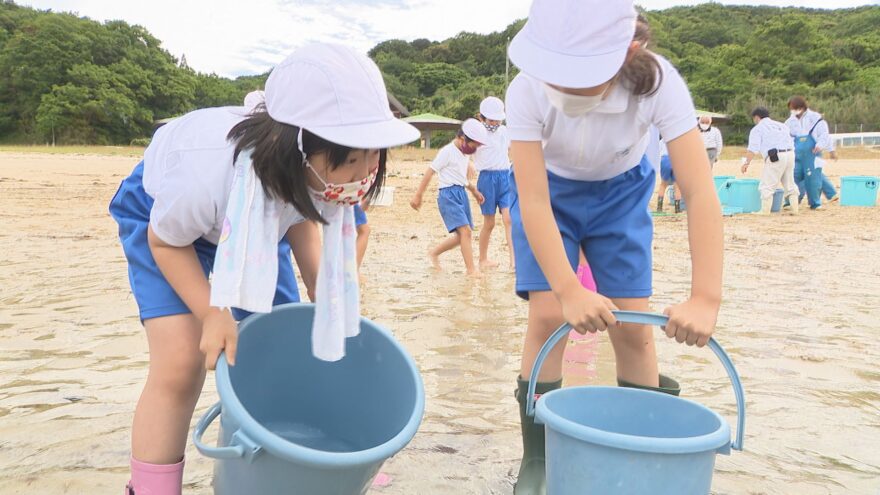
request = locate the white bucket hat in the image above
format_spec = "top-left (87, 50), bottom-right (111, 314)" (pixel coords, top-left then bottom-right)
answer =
top-left (508, 0), bottom-right (638, 88)
top-left (479, 96), bottom-right (505, 121)
top-left (264, 43), bottom-right (419, 149)
top-left (461, 118), bottom-right (490, 145)
top-left (243, 90), bottom-right (265, 111)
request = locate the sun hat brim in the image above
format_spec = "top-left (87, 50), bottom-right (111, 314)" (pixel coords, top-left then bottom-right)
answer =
top-left (307, 118), bottom-right (421, 149)
top-left (508, 29), bottom-right (629, 88)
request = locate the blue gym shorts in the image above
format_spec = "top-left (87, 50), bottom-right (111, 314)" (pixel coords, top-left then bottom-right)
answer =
top-left (477, 169), bottom-right (512, 215)
top-left (437, 185), bottom-right (474, 233)
top-left (108, 161), bottom-right (300, 322)
top-left (510, 155), bottom-right (655, 300)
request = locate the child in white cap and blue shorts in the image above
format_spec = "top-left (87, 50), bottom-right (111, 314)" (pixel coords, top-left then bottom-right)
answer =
top-left (504, 1), bottom-right (723, 492)
top-left (109, 43), bottom-right (419, 495)
top-left (410, 119), bottom-right (489, 276)
top-left (474, 96), bottom-right (516, 270)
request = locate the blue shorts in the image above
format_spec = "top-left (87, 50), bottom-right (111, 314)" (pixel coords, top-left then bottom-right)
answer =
top-left (510, 156), bottom-right (655, 300)
top-left (437, 185), bottom-right (474, 233)
top-left (477, 169), bottom-right (512, 215)
top-left (108, 162), bottom-right (300, 322)
top-left (354, 204), bottom-right (367, 227)
top-left (659, 155), bottom-right (674, 182)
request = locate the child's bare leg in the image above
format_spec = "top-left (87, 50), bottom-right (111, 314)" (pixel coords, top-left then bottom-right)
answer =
top-left (501, 207), bottom-right (515, 269)
top-left (456, 226), bottom-right (479, 275)
top-left (429, 233), bottom-right (461, 271)
top-left (478, 214), bottom-right (498, 269)
top-left (132, 314), bottom-right (206, 464)
top-left (606, 297), bottom-right (659, 387)
top-left (355, 224), bottom-right (370, 269)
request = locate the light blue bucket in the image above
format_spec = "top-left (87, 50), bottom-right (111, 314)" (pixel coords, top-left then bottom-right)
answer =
top-left (193, 303), bottom-right (425, 495)
top-left (725, 179), bottom-right (761, 213)
top-left (527, 311), bottom-right (745, 495)
top-left (840, 176), bottom-right (878, 206)
top-left (713, 175), bottom-right (735, 205)
top-left (770, 188), bottom-right (785, 212)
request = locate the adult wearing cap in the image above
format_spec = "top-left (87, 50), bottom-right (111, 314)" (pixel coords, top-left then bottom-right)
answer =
top-left (505, 1), bottom-right (722, 492)
top-left (411, 119), bottom-right (489, 276)
top-left (109, 43), bottom-right (418, 495)
top-left (742, 107), bottom-right (799, 214)
top-left (785, 96), bottom-right (834, 210)
top-left (473, 96), bottom-right (516, 270)
top-left (698, 115), bottom-right (723, 166)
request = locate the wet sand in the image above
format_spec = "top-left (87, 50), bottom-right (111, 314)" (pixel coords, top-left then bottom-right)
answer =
top-left (0, 151), bottom-right (878, 494)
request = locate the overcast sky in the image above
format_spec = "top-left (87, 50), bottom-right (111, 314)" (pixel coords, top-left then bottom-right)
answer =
top-left (22, 0), bottom-right (879, 78)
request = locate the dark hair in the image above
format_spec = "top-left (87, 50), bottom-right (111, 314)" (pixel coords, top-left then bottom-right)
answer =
top-left (227, 111), bottom-right (387, 224)
top-left (618, 14), bottom-right (663, 97)
top-left (787, 95), bottom-right (808, 110)
top-left (456, 129), bottom-right (480, 145)
top-left (751, 107), bottom-right (770, 119)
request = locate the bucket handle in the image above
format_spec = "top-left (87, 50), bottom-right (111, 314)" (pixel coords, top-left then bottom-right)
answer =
top-left (192, 402), bottom-right (263, 462)
top-left (525, 310), bottom-right (745, 451)
top-left (867, 180), bottom-right (877, 189)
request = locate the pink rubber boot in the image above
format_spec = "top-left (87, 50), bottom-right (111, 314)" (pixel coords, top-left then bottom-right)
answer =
top-left (125, 456), bottom-right (184, 495)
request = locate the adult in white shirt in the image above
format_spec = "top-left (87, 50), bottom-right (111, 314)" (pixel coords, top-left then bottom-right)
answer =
top-left (698, 115), bottom-right (723, 165)
top-left (473, 96), bottom-right (515, 269)
top-left (741, 107), bottom-right (798, 214)
top-left (785, 96), bottom-right (832, 210)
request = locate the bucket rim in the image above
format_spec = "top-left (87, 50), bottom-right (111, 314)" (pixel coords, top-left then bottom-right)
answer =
top-left (215, 303), bottom-right (425, 468)
top-left (535, 386), bottom-right (731, 455)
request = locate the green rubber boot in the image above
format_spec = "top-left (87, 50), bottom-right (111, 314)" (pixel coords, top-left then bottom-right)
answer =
top-left (514, 376), bottom-right (562, 495)
top-left (656, 196), bottom-right (664, 212)
top-left (617, 374), bottom-right (681, 396)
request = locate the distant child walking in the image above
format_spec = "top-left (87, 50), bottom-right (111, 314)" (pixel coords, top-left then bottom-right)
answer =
top-left (504, 1), bottom-right (723, 492)
top-left (473, 96), bottom-right (516, 269)
top-left (108, 43), bottom-right (418, 495)
top-left (410, 119), bottom-right (489, 276)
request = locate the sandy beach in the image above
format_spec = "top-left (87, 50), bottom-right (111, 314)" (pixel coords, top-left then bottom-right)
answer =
top-left (0, 150), bottom-right (878, 494)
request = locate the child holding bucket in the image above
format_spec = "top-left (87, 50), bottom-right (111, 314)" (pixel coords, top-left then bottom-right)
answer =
top-left (108, 43), bottom-right (419, 495)
top-left (505, 2), bottom-right (722, 492)
top-left (410, 119), bottom-right (489, 276)
top-left (473, 96), bottom-right (516, 270)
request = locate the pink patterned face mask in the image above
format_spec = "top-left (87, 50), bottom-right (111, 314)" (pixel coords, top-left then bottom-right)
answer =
top-left (307, 163), bottom-right (376, 206)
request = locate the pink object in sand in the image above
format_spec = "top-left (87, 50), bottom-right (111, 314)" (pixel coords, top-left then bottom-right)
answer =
top-left (563, 263), bottom-right (600, 379)
top-left (371, 472), bottom-right (392, 488)
top-left (126, 456), bottom-right (184, 495)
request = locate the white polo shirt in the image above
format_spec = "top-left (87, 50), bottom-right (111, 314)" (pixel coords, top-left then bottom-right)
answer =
top-left (700, 126), bottom-right (723, 152)
top-left (746, 117), bottom-right (793, 158)
top-left (785, 109), bottom-right (832, 150)
top-left (143, 106), bottom-right (306, 247)
top-left (430, 141), bottom-right (469, 188)
top-left (505, 54), bottom-right (697, 181)
top-left (473, 125), bottom-right (511, 172)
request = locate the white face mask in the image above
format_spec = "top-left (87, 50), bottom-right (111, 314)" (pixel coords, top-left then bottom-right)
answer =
top-left (699, 123), bottom-right (711, 131)
top-left (791, 109), bottom-right (804, 118)
top-left (543, 84), bottom-right (608, 117)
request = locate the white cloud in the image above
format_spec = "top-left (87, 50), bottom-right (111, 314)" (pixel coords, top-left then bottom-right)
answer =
top-left (20, 0), bottom-right (879, 77)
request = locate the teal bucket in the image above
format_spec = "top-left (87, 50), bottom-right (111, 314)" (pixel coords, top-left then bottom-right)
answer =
top-left (193, 304), bottom-right (425, 495)
top-left (713, 175), bottom-right (735, 205)
top-left (770, 188), bottom-right (785, 212)
top-left (724, 179), bottom-right (761, 213)
top-left (527, 311), bottom-right (745, 495)
top-left (840, 176), bottom-right (878, 206)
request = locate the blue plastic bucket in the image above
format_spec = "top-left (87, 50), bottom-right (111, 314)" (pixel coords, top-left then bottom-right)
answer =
top-left (770, 188), bottom-right (785, 212)
top-left (193, 303), bottom-right (424, 495)
top-left (724, 179), bottom-right (761, 213)
top-left (526, 311), bottom-right (745, 495)
top-left (840, 176), bottom-right (878, 206)
top-left (713, 176), bottom-right (735, 205)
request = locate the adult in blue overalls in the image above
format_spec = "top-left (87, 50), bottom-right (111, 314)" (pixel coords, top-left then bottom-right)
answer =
top-left (785, 96), bottom-right (832, 210)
